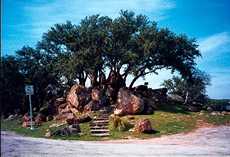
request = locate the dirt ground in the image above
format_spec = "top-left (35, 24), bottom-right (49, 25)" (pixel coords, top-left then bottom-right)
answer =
top-left (1, 126), bottom-right (230, 157)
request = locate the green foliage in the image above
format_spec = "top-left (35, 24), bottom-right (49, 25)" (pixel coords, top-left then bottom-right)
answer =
top-left (2, 10), bottom-right (203, 115)
top-left (15, 46), bottom-right (61, 111)
top-left (207, 99), bottom-right (230, 106)
top-left (0, 56), bottom-right (25, 116)
top-left (161, 70), bottom-right (210, 104)
top-left (37, 10), bottom-right (201, 89)
top-left (111, 115), bottom-right (133, 131)
top-left (3, 110), bottom-right (229, 140)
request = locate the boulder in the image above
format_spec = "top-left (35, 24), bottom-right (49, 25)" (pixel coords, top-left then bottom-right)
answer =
top-left (52, 127), bottom-right (71, 136)
top-left (68, 124), bottom-right (81, 133)
top-left (207, 106), bottom-right (213, 112)
top-left (63, 84), bottom-right (91, 113)
top-left (133, 86), bottom-right (167, 111)
top-left (55, 112), bottom-right (74, 122)
top-left (84, 101), bottom-right (101, 112)
top-left (91, 88), bottom-right (101, 101)
top-left (188, 102), bottom-right (202, 112)
top-left (77, 114), bottom-right (92, 123)
top-left (55, 84), bottom-right (92, 121)
top-left (66, 84), bottom-right (85, 109)
top-left (44, 130), bottom-right (52, 137)
top-left (46, 115), bottom-right (53, 121)
top-left (66, 114), bottom-right (78, 125)
top-left (7, 115), bottom-right (15, 120)
top-left (114, 88), bottom-right (144, 115)
top-left (134, 119), bottom-right (154, 133)
top-left (51, 124), bottom-right (81, 136)
top-left (167, 94), bottom-right (184, 103)
top-left (22, 113), bottom-right (30, 128)
top-left (66, 114), bottom-right (92, 124)
top-left (188, 106), bottom-right (201, 112)
top-left (35, 113), bottom-right (46, 126)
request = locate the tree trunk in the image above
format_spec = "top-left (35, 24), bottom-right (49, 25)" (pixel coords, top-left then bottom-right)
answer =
top-left (184, 91), bottom-right (189, 104)
top-left (129, 75), bottom-right (141, 89)
top-left (89, 72), bottom-right (99, 87)
top-left (79, 79), bottom-right (85, 86)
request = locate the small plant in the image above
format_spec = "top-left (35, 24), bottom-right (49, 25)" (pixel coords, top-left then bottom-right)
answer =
top-left (111, 115), bottom-right (133, 131)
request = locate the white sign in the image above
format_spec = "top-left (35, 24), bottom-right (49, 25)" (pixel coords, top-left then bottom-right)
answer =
top-left (25, 85), bottom-right (34, 95)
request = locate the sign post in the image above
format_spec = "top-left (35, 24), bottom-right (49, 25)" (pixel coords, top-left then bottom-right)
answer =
top-left (25, 85), bottom-right (34, 130)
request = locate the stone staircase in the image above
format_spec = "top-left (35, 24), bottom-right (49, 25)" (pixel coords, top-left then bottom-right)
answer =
top-left (90, 110), bottom-right (110, 137)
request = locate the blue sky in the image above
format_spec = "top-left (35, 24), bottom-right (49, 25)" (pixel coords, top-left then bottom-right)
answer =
top-left (2, 0), bottom-right (230, 99)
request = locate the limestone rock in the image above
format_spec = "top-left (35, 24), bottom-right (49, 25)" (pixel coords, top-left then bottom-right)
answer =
top-left (114, 88), bottom-right (144, 115)
top-left (84, 101), bottom-right (101, 112)
top-left (66, 84), bottom-right (86, 109)
top-left (133, 86), bottom-right (167, 112)
top-left (45, 130), bottom-right (51, 137)
top-left (91, 88), bottom-right (101, 101)
top-left (51, 124), bottom-right (81, 136)
top-left (35, 113), bottom-right (46, 126)
top-left (77, 114), bottom-right (92, 123)
top-left (167, 94), bottom-right (184, 103)
top-left (66, 114), bottom-right (92, 125)
top-left (134, 119), bottom-right (154, 133)
top-left (22, 113), bottom-right (30, 128)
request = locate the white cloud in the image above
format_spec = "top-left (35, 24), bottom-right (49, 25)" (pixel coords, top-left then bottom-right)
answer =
top-left (207, 70), bottom-right (230, 99)
top-left (197, 32), bottom-right (230, 99)
top-left (4, 0), bottom-right (175, 54)
top-left (198, 32), bottom-right (230, 53)
top-left (21, 0), bottom-right (175, 39)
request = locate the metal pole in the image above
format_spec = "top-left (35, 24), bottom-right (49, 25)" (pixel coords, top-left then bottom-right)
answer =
top-left (29, 95), bottom-right (34, 130)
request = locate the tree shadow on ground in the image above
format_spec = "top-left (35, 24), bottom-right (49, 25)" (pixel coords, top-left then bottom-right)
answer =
top-left (157, 102), bottom-right (190, 114)
top-left (143, 129), bottom-right (159, 134)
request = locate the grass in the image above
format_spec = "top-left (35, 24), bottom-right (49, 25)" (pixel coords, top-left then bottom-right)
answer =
top-left (1, 104), bottom-right (230, 141)
top-left (202, 113), bottom-right (230, 125)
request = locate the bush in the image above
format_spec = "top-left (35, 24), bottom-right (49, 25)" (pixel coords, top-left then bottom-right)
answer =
top-left (111, 115), bottom-right (133, 131)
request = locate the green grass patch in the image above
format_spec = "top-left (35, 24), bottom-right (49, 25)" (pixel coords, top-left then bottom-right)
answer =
top-left (203, 114), bottom-right (230, 125)
top-left (1, 110), bottom-right (230, 141)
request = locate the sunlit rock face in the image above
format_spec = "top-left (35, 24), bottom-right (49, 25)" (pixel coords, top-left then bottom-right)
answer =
top-left (114, 88), bottom-right (144, 116)
top-left (114, 86), bottom-right (168, 116)
top-left (134, 119), bottom-right (154, 133)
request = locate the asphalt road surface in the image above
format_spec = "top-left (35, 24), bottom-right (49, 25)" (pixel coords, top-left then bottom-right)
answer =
top-left (1, 126), bottom-right (230, 157)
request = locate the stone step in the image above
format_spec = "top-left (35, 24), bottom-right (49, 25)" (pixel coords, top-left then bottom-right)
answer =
top-left (90, 126), bottom-right (108, 129)
top-left (92, 120), bottom-right (109, 123)
top-left (91, 133), bottom-right (110, 137)
top-left (90, 123), bottom-right (109, 126)
top-left (90, 122), bottom-right (108, 125)
top-left (96, 116), bottom-right (109, 119)
top-left (94, 118), bottom-right (109, 120)
top-left (90, 129), bottom-right (109, 133)
top-left (90, 122), bottom-right (109, 127)
top-left (90, 125), bottom-right (108, 128)
top-left (98, 113), bottom-right (109, 116)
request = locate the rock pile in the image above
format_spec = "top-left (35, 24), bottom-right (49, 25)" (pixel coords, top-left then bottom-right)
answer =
top-left (32, 84), bottom-right (168, 126)
top-left (114, 86), bottom-right (167, 116)
top-left (114, 88), bottom-right (144, 116)
top-left (55, 85), bottom-right (107, 122)
top-left (34, 113), bottom-right (46, 126)
top-left (66, 114), bottom-right (92, 125)
top-left (134, 119), bottom-right (155, 133)
top-left (22, 113), bottom-right (31, 128)
top-left (134, 86), bottom-right (167, 114)
top-left (51, 124), bottom-right (81, 136)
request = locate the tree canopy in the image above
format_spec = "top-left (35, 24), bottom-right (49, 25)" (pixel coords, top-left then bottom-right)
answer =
top-left (161, 70), bottom-right (211, 104)
top-left (37, 10), bottom-right (200, 89)
top-left (1, 10), bottom-right (204, 116)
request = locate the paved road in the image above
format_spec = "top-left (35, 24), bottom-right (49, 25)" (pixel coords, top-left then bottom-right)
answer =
top-left (1, 126), bottom-right (230, 157)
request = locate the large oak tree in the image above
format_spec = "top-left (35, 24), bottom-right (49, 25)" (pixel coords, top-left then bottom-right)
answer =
top-left (37, 10), bottom-right (200, 90)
